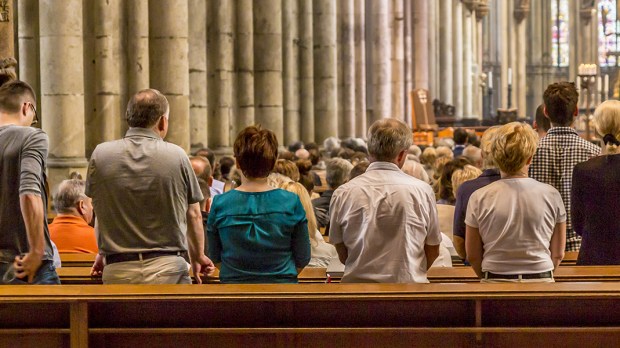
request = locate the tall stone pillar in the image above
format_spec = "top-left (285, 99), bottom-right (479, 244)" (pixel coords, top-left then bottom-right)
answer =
top-left (207, 0), bottom-right (234, 149)
top-left (125, 0), bottom-right (149, 97)
top-left (299, 0), bottom-right (314, 143)
top-left (514, 1), bottom-right (529, 118)
top-left (354, 0), bottom-right (367, 137)
top-left (149, 1), bottom-right (190, 152)
top-left (391, 0), bottom-right (405, 121)
top-left (283, 0), bottom-right (300, 145)
top-left (0, 0), bottom-right (14, 58)
top-left (39, 0), bottom-right (88, 188)
top-left (254, 0), bottom-right (283, 143)
top-left (341, 0), bottom-right (356, 138)
top-left (412, 1), bottom-right (429, 90)
top-left (439, 0), bottom-right (453, 104)
top-left (18, 0), bottom-right (39, 103)
top-left (313, 0), bottom-right (337, 141)
top-left (236, 0), bottom-right (254, 137)
top-left (462, 5), bottom-right (474, 119)
top-left (93, 0), bottom-right (122, 151)
top-left (500, 1), bottom-right (509, 109)
top-left (453, 0), bottom-right (464, 118)
top-left (428, 1), bottom-right (439, 101)
top-left (189, 0), bottom-right (208, 150)
top-left (371, 0), bottom-right (392, 121)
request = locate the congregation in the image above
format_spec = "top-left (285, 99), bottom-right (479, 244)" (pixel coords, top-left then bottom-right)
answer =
top-left (1, 62), bottom-right (620, 285)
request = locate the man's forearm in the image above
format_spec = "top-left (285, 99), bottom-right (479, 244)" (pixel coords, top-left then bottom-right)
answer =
top-left (19, 194), bottom-right (45, 256)
top-left (186, 203), bottom-right (206, 260)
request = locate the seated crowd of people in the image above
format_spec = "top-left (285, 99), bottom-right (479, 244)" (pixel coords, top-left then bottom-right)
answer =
top-left (1, 68), bottom-right (619, 285)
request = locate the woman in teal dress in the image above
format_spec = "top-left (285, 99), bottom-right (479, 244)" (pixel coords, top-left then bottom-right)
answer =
top-left (207, 125), bottom-right (310, 283)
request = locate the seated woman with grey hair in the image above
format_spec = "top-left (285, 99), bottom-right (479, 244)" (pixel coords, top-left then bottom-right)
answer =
top-left (49, 179), bottom-right (98, 254)
top-left (465, 122), bottom-right (566, 282)
top-left (312, 158), bottom-right (353, 229)
top-left (572, 100), bottom-right (620, 265)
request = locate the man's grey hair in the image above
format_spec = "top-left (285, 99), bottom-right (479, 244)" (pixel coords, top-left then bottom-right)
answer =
top-left (326, 158), bottom-right (354, 189)
top-left (323, 136), bottom-right (341, 154)
top-left (367, 119), bottom-right (413, 161)
top-left (408, 145), bottom-right (422, 158)
top-left (54, 179), bottom-right (88, 214)
top-left (462, 145), bottom-right (482, 165)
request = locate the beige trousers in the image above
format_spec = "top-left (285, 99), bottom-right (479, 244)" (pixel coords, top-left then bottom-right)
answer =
top-left (102, 255), bottom-right (191, 284)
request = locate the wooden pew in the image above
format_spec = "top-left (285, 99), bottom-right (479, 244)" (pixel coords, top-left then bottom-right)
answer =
top-left (3, 283), bottom-right (620, 347)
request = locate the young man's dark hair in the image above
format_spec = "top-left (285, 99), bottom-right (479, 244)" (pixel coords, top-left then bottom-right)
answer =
top-left (543, 82), bottom-right (578, 126)
top-left (534, 103), bottom-right (551, 132)
top-left (453, 128), bottom-right (468, 145)
top-left (0, 80), bottom-right (36, 114)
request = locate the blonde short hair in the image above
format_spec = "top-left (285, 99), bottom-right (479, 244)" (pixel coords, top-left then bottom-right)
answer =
top-left (479, 126), bottom-right (501, 169)
top-left (594, 100), bottom-right (620, 154)
top-left (491, 122), bottom-right (538, 175)
top-left (420, 147), bottom-right (437, 166)
top-left (281, 181), bottom-right (319, 247)
top-left (451, 165), bottom-right (482, 198)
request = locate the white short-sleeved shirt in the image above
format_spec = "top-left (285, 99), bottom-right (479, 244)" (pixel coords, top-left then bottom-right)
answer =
top-left (330, 162), bottom-right (442, 283)
top-left (465, 178), bottom-right (566, 274)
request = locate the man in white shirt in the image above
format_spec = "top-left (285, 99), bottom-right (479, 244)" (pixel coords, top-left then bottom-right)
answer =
top-left (329, 119), bottom-right (441, 283)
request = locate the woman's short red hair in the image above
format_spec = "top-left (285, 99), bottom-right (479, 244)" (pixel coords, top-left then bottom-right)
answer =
top-left (233, 125), bottom-right (279, 179)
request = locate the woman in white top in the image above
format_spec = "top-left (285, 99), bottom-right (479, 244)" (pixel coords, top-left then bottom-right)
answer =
top-left (282, 182), bottom-right (339, 267)
top-left (465, 122), bottom-right (566, 282)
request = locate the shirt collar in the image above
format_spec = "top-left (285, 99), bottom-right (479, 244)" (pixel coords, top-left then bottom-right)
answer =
top-left (125, 127), bottom-right (162, 140)
top-left (51, 215), bottom-right (90, 227)
top-left (547, 127), bottom-right (579, 136)
top-left (480, 168), bottom-right (500, 177)
top-left (367, 161), bottom-right (402, 172)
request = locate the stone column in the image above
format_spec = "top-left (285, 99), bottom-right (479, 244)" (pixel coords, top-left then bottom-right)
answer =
top-left (39, 0), bottom-right (88, 187)
top-left (462, 5), bottom-right (474, 119)
top-left (354, 0), bottom-right (367, 137)
top-left (207, 0), bottom-right (234, 149)
top-left (93, 0), bottom-right (122, 150)
top-left (428, 0), bottom-right (439, 101)
top-left (235, 0), bottom-right (254, 136)
top-left (500, 1), bottom-right (509, 109)
top-left (0, 1), bottom-right (14, 58)
top-left (391, 0), bottom-right (405, 121)
top-left (254, 0), bottom-right (283, 143)
top-left (18, 0), bottom-right (39, 103)
top-left (313, 0), bottom-right (337, 141)
top-left (299, 0), bottom-right (314, 143)
top-left (412, 1), bottom-right (429, 90)
top-left (452, 0), bottom-right (464, 118)
top-left (283, 0), bottom-right (300, 145)
top-left (149, 1), bottom-right (190, 152)
top-left (188, 0), bottom-right (208, 150)
top-left (371, 0), bottom-right (392, 121)
top-left (514, 2), bottom-right (528, 118)
top-left (341, 0), bottom-right (356, 138)
top-left (125, 0), bottom-right (149, 96)
top-left (439, 0), bottom-right (453, 104)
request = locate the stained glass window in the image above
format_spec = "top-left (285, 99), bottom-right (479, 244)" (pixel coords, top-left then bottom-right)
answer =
top-left (551, 0), bottom-right (570, 67)
top-left (599, 0), bottom-right (618, 66)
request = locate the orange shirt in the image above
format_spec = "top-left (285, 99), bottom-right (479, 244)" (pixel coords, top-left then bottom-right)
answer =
top-left (49, 215), bottom-right (98, 254)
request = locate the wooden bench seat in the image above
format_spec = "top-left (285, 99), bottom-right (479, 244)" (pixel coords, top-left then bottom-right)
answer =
top-left (3, 283), bottom-right (620, 347)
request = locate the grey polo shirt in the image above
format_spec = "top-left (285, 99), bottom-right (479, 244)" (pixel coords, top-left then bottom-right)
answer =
top-left (86, 127), bottom-right (203, 255)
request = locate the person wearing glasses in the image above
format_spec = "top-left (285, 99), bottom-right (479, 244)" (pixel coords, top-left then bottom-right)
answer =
top-left (0, 80), bottom-right (59, 284)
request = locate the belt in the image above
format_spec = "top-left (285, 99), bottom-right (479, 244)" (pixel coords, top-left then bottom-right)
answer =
top-left (485, 271), bottom-right (552, 280)
top-left (105, 250), bottom-right (188, 265)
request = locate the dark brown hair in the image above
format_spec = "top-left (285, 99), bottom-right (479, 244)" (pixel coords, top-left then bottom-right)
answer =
top-left (0, 80), bottom-right (36, 114)
top-left (543, 82), bottom-right (578, 126)
top-left (234, 125), bottom-right (278, 179)
top-left (535, 103), bottom-right (551, 132)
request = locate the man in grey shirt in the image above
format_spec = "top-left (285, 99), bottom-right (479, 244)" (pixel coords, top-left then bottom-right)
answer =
top-left (0, 80), bottom-right (59, 284)
top-left (87, 89), bottom-right (214, 284)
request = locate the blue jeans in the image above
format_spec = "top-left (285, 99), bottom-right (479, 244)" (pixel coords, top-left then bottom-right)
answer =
top-left (0, 260), bottom-right (61, 285)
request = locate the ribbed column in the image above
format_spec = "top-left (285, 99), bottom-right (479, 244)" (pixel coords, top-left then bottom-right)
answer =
top-left (354, 0), bottom-right (367, 137)
top-left (439, 0), bottom-right (453, 104)
top-left (412, 1), bottom-right (429, 90)
top-left (254, 0), bottom-right (283, 143)
top-left (235, 0), bottom-right (254, 136)
top-left (93, 0), bottom-right (122, 150)
top-left (391, 0), bottom-right (405, 121)
top-left (371, 0), bottom-right (392, 120)
top-left (313, 0), bottom-right (337, 141)
top-left (428, 0), bottom-right (439, 100)
top-left (149, 1), bottom-right (190, 151)
top-left (341, 0), bottom-right (356, 138)
top-left (452, 0), bottom-right (464, 118)
top-left (188, 0), bottom-right (208, 150)
top-left (0, 1), bottom-right (14, 58)
top-left (207, 0), bottom-right (234, 149)
top-left (18, 0), bottom-right (39, 103)
top-left (39, 0), bottom-right (88, 187)
top-left (299, 0), bottom-right (314, 143)
top-left (462, 6), bottom-right (473, 119)
top-left (283, 0), bottom-right (300, 145)
top-left (125, 0), bottom-right (149, 96)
